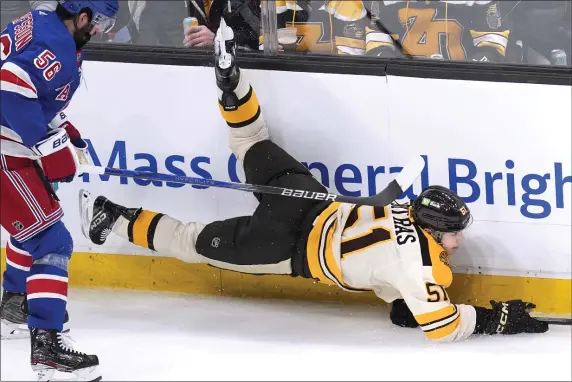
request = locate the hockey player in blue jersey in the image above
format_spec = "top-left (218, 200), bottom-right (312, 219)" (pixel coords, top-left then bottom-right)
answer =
top-left (0, 1), bottom-right (118, 380)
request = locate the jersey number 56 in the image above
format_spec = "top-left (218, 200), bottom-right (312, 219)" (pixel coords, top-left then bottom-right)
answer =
top-left (34, 49), bottom-right (61, 81)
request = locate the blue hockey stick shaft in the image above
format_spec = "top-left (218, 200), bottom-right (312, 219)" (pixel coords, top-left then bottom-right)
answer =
top-left (78, 156), bottom-right (424, 207)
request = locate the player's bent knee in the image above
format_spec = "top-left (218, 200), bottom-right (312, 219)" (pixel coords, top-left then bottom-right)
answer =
top-left (23, 221), bottom-right (73, 262)
top-left (33, 253), bottom-right (70, 273)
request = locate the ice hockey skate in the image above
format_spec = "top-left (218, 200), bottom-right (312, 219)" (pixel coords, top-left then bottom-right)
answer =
top-left (79, 189), bottom-right (141, 245)
top-left (1, 291), bottom-right (29, 339)
top-left (1, 290), bottom-right (70, 340)
top-left (214, 17), bottom-right (237, 77)
top-left (30, 327), bottom-right (101, 381)
top-left (214, 17), bottom-right (242, 110)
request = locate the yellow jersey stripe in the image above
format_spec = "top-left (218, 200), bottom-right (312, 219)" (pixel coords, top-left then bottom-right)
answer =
top-left (415, 305), bottom-right (457, 326)
top-left (307, 202), bottom-right (341, 285)
top-left (366, 41), bottom-right (393, 52)
top-left (335, 37), bottom-right (366, 50)
top-left (418, 228), bottom-right (453, 287)
top-left (424, 315), bottom-right (461, 340)
top-left (324, 219), bottom-right (342, 283)
top-left (470, 30), bottom-right (510, 40)
top-left (472, 40), bottom-right (507, 56)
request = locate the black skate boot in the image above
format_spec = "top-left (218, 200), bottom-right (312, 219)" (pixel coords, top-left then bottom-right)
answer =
top-left (1, 290), bottom-right (71, 340)
top-left (214, 18), bottom-right (240, 109)
top-left (30, 328), bottom-right (101, 381)
top-left (1, 291), bottom-right (27, 339)
top-left (79, 189), bottom-right (141, 245)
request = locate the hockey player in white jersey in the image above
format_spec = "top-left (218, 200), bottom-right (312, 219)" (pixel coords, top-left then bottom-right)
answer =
top-left (79, 20), bottom-right (549, 342)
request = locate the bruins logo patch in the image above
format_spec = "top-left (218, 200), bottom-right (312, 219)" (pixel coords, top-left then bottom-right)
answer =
top-left (439, 251), bottom-right (450, 266)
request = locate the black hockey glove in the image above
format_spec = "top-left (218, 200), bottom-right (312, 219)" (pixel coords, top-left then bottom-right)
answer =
top-left (390, 299), bottom-right (419, 328)
top-left (475, 300), bottom-right (549, 335)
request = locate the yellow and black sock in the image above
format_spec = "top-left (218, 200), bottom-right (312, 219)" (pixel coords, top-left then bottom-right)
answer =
top-left (127, 210), bottom-right (165, 251)
top-left (218, 74), bottom-right (262, 129)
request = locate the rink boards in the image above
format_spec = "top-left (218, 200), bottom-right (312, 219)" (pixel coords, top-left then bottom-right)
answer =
top-left (1, 61), bottom-right (571, 314)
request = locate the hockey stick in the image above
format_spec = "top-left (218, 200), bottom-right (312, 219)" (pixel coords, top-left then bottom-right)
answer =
top-left (78, 155), bottom-right (425, 207)
top-left (532, 316), bottom-right (572, 326)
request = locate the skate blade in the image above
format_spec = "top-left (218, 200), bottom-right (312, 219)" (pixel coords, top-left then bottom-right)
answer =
top-left (215, 20), bottom-right (234, 70)
top-left (36, 365), bottom-right (101, 381)
top-left (78, 189), bottom-right (93, 241)
top-left (1, 322), bottom-right (70, 340)
top-left (1, 319), bottom-right (29, 339)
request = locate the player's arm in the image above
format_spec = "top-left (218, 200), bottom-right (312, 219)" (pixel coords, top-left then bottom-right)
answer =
top-left (394, 285), bottom-right (548, 341)
top-left (400, 283), bottom-right (477, 342)
top-left (330, 1), bottom-right (367, 55)
top-left (48, 111), bottom-right (91, 167)
top-left (1, 45), bottom-right (82, 182)
top-left (363, 2), bottom-right (402, 58)
top-left (467, 1), bottom-right (512, 62)
top-left (365, 25), bottom-right (400, 58)
top-left (1, 61), bottom-right (49, 148)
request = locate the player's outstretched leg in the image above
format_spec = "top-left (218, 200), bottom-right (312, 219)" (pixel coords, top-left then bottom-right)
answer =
top-left (214, 18), bottom-right (269, 164)
top-left (79, 190), bottom-right (208, 264)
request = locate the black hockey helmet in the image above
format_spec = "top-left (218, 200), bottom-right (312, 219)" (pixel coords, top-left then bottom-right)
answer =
top-left (411, 185), bottom-right (472, 233)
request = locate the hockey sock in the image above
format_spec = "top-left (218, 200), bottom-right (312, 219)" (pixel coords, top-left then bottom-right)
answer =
top-left (2, 238), bottom-right (32, 294)
top-left (114, 210), bottom-right (206, 262)
top-left (24, 222), bottom-right (71, 331)
top-left (218, 72), bottom-right (269, 162)
top-left (125, 210), bottom-right (165, 251)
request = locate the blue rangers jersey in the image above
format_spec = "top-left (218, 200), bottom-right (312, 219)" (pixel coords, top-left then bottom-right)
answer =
top-left (1, 10), bottom-right (83, 158)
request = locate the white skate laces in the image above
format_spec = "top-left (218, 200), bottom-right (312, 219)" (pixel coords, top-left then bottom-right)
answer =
top-left (57, 331), bottom-right (79, 353)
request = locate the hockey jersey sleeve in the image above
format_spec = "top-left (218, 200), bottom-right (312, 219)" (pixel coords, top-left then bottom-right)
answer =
top-left (1, 28), bottom-right (55, 148)
top-left (397, 229), bottom-right (477, 342)
top-left (465, 1), bottom-right (512, 62)
top-left (402, 283), bottom-right (477, 342)
top-left (324, 1), bottom-right (368, 56)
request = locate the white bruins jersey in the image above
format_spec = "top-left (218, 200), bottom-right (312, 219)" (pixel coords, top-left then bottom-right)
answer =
top-left (306, 201), bottom-right (477, 342)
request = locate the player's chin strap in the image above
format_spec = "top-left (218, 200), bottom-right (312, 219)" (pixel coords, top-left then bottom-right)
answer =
top-left (78, 155), bottom-right (426, 207)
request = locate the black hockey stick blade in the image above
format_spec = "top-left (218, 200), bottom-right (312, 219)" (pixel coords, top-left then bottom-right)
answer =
top-left (78, 155), bottom-right (425, 207)
top-left (332, 155), bottom-right (425, 206)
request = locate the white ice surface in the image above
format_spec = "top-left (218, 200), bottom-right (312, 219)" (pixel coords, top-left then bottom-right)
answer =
top-left (1, 288), bottom-right (571, 381)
